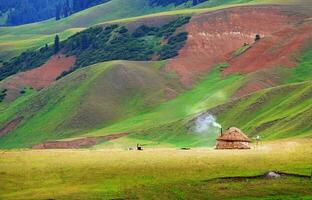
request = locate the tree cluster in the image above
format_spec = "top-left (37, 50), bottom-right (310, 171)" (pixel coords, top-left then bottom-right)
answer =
top-left (0, 0), bottom-right (110, 25)
top-left (1, 16), bottom-right (191, 81)
top-left (62, 16), bottom-right (190, 68)
top-left (0, 89), bottom-right (7, 102)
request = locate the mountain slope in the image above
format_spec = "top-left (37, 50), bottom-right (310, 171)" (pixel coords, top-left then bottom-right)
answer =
top-left (166, 4), bottom-right (312, 86)
top-left (0, 61), bottom-right (182, 148)
top-left (66, 22), bottom-right (312, 147)
top-left (0, 0), bottom-right (158, 60)
top-left (1, 51), bottom-right (311, 148)
top-left (0, 0), bottom-right (306, 61)
top-left (0, 2), bottom-right (312, 149)
top-left (100, 79), bottom-right (312, 149)
top-left (0, 16), bottom-right (190, 82)
top-left (209, 81), bottom-right (312, 139)
top-left (0, 0), bottom-right (192, 61)
top-left (0, 62), bottom-right (244, 148)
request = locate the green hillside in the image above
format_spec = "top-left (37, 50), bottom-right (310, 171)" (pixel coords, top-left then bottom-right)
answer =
top-left (0, 60), bottom-right (184, 148)
top-left (1, 0), bottom-right (312, 149)
top-left (0, 60), bottom-right (244, 148)
top-left (91, 80), bottom-right (312, 148)
top-left (213, 81), bottom-right (312, 139)
top-left (0, 0), bottom-right (304, 61)
top-left (84, 48), bottom-right (312, 147)
top-left (211, 49), bottom-right (312, 139)
top-left (0, 0), bottom-right (180, 60)
top-left (1, 46), bottom-right (312, 148)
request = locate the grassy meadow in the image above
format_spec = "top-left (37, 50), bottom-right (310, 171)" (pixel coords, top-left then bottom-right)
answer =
top-left (0, 139), bottom-right (312, 199)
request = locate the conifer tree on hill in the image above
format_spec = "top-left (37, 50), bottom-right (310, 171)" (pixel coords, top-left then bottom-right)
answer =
top-left (54, 35), bottom-right (60, 54)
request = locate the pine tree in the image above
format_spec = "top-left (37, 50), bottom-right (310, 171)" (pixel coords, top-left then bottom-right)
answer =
top-left (54, 35), bottom-right (60, 54)
top-left (63, 0), bottom-right (71, 17)
top-left (55, 4), bottom-right (61, 20)
top-left (73, 0), bottom-right (81, 12)
top-left (81, 35), bottom-right (89, 50)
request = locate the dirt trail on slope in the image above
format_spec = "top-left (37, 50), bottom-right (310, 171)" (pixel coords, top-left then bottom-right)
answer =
top-left (32, 133), bottom-right (129, 149)
top-left (165, 5), bottom-right (311, 87)
top-left (0, 117), bottom-right (23, 137)
top-left (1, 54), bottom-right (75, 101)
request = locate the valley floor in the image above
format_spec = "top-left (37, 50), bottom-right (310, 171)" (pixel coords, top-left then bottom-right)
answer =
top-left (0, 139), bottom-right (312, 199)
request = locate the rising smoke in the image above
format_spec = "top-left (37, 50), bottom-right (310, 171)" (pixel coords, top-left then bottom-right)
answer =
top-left (194, 113), bottom-right (222, 133)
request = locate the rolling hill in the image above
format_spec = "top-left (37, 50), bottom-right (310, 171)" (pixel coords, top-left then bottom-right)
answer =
top-left (1, 46), bottom-right (312, 148)
top-left (0, 60), bottom-right (183, 148)
top-left (0, 0), bottom-right (312, 149)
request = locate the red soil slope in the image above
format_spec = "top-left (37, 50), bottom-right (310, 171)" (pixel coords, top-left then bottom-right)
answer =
top-left (165, 6), bottom-right (311, 86)
top-left (224, 22), bottom-right (312, 75)
top-left (2, 54), bottom-right (75, 101)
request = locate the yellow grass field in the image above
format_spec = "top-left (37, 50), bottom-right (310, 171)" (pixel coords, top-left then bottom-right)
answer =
top-left (0, 139), bottom-right (312, 199)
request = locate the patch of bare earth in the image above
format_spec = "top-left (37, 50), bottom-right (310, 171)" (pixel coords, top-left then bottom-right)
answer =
top-left (0, 117), bottom-right (23, 137)
top-left (165, 6), bottom-right (312, 87)
top-left (234, 69), bottom-right (283, 97)
top-left (224, 22), bottom-right (312, 75)
top-left (1, 54), bottom-right (75, 101)
top-left (32, 133), bottom-right (129, 149)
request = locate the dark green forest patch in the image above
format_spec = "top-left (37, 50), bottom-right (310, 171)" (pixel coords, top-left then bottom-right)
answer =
top-left (0, 16), bottom-right (190, 81)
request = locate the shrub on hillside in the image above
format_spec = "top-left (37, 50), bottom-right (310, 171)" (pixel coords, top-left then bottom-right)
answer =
top-left (0, 88), bottom-right (7, 102)
top-left (255, 34), bottom-right (261, 41)
top-left (132, 25), bottom-right (159, 38)
top-left (159, 32), bottom-right (188, 59)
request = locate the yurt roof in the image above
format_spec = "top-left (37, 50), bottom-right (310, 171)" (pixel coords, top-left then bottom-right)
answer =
top-left (217, 127), bottom-right (251, 142)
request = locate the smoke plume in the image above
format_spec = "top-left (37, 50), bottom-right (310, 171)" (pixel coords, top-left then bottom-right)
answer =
top-left (194, 113), bottom-right (222, 133)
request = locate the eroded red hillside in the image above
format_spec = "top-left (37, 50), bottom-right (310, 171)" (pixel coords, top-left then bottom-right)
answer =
top-left (224, 22), bottom-right (312, 75)
top-left (165, 6), bottom-right (312, 86)
top-left (1, 54), bottom-right (75, 101)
